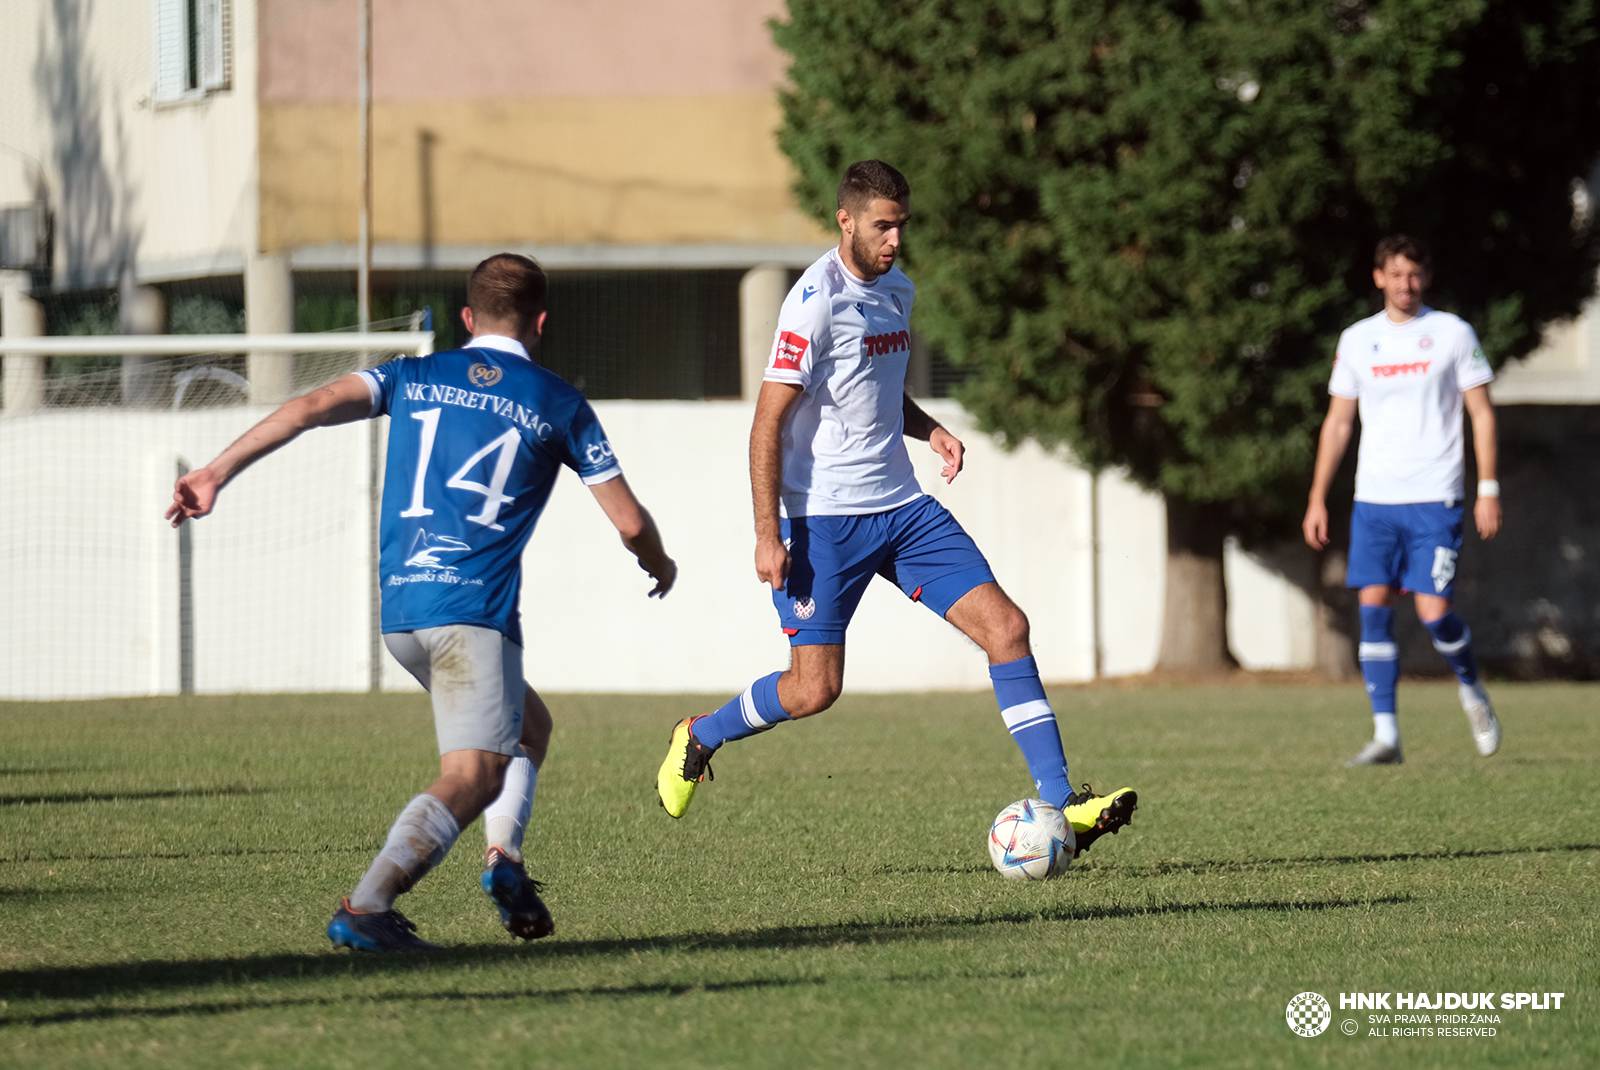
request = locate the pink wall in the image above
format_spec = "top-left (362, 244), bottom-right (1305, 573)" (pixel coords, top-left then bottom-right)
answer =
top-left (259, 0), bottom-right (791, 101)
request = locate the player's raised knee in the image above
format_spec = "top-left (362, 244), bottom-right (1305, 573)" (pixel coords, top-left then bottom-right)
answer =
top-left (1000, 605), bottom-right (1030, 650)
top-left (788, 675), bottom-right (843, 718)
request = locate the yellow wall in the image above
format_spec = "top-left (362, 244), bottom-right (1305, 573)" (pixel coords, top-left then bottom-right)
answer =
top-left (259, 94), bottom-right (830, 251)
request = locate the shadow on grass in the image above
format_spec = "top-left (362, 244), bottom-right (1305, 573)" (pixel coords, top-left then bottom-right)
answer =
top-left (0, 843), bottom-right (372, 865)
top-left (0, 787), bottom-right (264, 808)
top-left (0, 767), bottom-right (93, 778)
top-left (0, 893), bottom-right (1408, 1011)
top-left (1, 968), bottom-right (1044, 1028)
top-left (879, 841), bottom-right (1600, 878)
top-left (1107, 841), bottom-right (1600, 878)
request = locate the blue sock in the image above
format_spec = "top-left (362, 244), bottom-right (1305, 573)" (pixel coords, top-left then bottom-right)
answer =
top-left (1424, 612), bottom-right (1479, 686)
top-left (1358, 605), bottom-right (1400, 743)
top-left (689, 672), bottom-right (791, 750)
top-left (990, 655), bottom-right (1071, 809)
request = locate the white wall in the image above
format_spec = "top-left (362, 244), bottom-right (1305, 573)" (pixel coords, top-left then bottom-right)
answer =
top-left (0, 0), bottom-right (259, 283)
top-left (0, 400), bottom-right (1315, 700)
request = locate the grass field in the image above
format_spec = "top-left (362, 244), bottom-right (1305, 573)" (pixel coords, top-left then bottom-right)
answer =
top-left (1, 681), bottom-right (1595, 1068)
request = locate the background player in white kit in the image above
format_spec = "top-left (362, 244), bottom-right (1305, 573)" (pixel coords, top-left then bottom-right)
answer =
top-left (1303, 235), bottom-right (1503, 765)
top-left (655, 161), bottom-right (1136, 850)
top-left (167, 254), bottom-right (676, 949)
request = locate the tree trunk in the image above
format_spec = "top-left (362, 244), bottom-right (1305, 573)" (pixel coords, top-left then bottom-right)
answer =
top-left (1156, 497), bottom-right (1236, 672)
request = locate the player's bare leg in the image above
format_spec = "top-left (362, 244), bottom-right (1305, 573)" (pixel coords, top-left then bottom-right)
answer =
top-left (656, 645), bottom-right (844, 818)
top-left (947, 581), bottom-right (1136, 854)
top-left (775, 644), bottom-right (845, 718)
top-left (331, 749), bottom-right (509, 952)
top-left (944, 581), bottom-right (1030, 663)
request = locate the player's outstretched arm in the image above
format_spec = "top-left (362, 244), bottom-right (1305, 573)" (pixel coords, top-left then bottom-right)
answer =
top-left (165, 374), bottom-right (375, 528)
top-left (1302, 394), bottom-right (1357, 550)
top-left (588, 475), bottom-right (676, 597)
top-left (1463, 385), bottom-right (1501, 540)
top-left (751, 380), bottom-right (802, 588)
top-left (902, 393), bottom-right (963, 484)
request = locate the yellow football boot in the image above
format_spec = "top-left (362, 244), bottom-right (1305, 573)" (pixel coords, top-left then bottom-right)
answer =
top-left (655, 717), bottom-right (716, 818)
top-left (1062, 784), bottom-right (1138, 855)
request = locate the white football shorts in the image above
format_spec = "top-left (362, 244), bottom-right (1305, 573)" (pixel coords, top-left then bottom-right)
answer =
top-left (384, 624), bottom-right (523, 756)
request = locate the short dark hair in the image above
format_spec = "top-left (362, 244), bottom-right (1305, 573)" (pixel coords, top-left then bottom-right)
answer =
top-left (1374, 234), bottom-right (1431, 271)
top-left (837, 160), bottom-right (910, 213)
top-left (467, 253), bottom-right (548, 328)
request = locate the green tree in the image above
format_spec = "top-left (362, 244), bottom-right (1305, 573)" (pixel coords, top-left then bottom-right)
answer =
top-left (773, 0), bottom-right (1600, 670)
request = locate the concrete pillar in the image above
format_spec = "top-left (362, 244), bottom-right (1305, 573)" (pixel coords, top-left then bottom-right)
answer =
top-left (739, 263), bottom-right (788, 401)
top-left (246, 252), bottom-right (295, 404)
top-left (118, 274), bottom-right (169, 406)
top-left (1, 272), bottom-right (46, 413)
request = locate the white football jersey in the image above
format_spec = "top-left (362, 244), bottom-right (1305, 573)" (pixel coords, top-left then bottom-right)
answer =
top-left (763, 248), bottom-right (923, 516)
top-left (1330, 307), bottom-right (1494, 504)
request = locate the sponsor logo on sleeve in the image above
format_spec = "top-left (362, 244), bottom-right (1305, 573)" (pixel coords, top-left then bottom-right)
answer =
top-left (585, 440), bottom-right (615, 466)
top-left (773, 331), bottom-right (809, 372)
top-left (801, 285), bottom-right (818, 302)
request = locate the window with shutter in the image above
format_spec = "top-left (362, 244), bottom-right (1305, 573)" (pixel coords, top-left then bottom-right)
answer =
top-left (153, 0), bottom-right (231, 102)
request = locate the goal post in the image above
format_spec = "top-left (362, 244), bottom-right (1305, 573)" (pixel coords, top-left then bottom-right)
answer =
top-left (0, 330), bottom-right (432, 700)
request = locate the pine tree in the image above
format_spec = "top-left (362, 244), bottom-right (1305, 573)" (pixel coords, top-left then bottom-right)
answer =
top-left (774, 0), bottom-right (1600, 669)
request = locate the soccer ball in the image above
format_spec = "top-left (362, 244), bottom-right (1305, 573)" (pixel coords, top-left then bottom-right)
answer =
top-left (987, 798), bottom-right (1074, 880)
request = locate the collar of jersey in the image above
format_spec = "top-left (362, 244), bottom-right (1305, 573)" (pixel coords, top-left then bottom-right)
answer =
top-left (829, 247), bottom-right (883, 289)
top-left (1380, 305), bottom-right (1433, 328)
top-left (465, 334), bottom-right (531, 361)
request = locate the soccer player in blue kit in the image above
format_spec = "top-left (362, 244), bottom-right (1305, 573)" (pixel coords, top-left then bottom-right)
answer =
top-left (167, 254), bottom-right (676, 950)
top-left (655, 161), bottom-right (1137, 852)
top-left (1303, 236), bottom-right (1503, 766)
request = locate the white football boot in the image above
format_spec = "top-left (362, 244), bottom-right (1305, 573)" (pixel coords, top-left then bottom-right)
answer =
top-left (1459, 682), bottom-right (1501, 757)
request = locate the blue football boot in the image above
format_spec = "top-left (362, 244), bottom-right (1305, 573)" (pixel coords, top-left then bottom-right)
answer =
top-left (482, 847), bottom-right (555, 940)
top-left (327, 897), bottom-right (436, 952)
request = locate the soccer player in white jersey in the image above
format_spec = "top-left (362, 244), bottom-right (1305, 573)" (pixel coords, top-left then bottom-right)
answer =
top-left (655, 160), bottom-right (1137, 851)
top-left (166, 254), bottom-right (676, 949)
top-left (1303, 235), bottom-right (1503, 765)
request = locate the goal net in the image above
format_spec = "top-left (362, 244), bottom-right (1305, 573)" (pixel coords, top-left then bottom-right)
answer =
top-left (0, 331), bottom-right (432, 700)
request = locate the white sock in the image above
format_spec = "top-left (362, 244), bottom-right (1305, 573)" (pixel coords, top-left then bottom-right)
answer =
top-left (349, 793), bottom-right (461, 913)
top-left (1372, 712), bottom-right (1400, 748)
top-left (484, 753), bottom-right (538, 864)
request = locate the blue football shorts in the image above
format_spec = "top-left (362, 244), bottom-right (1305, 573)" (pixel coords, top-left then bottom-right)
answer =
top-left (772, 494), bottom-right (997, 646)
top-left (1346, 500), bottom-right (1464, 598)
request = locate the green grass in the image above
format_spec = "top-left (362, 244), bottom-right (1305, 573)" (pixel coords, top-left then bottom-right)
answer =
top-left (1, 682), bottom-right (1596, 1068)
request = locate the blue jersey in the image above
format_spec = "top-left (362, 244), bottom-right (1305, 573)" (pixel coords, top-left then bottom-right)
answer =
top-left (357, 336), bottom-right (620, 645)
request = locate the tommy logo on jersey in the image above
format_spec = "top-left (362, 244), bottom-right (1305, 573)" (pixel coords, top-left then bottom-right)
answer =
top-left (468, 363), bottom-right (503, 388)
top-left (1372, 360), bottom-right (1431, 377)
top-left (773, 331), bottom-right (809, 371)
top-left (863, 329), bottom-right (910, 357)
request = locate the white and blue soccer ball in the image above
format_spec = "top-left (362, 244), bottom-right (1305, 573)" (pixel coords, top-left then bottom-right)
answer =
top-left (987, 798), bottom-right (1074, 880)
